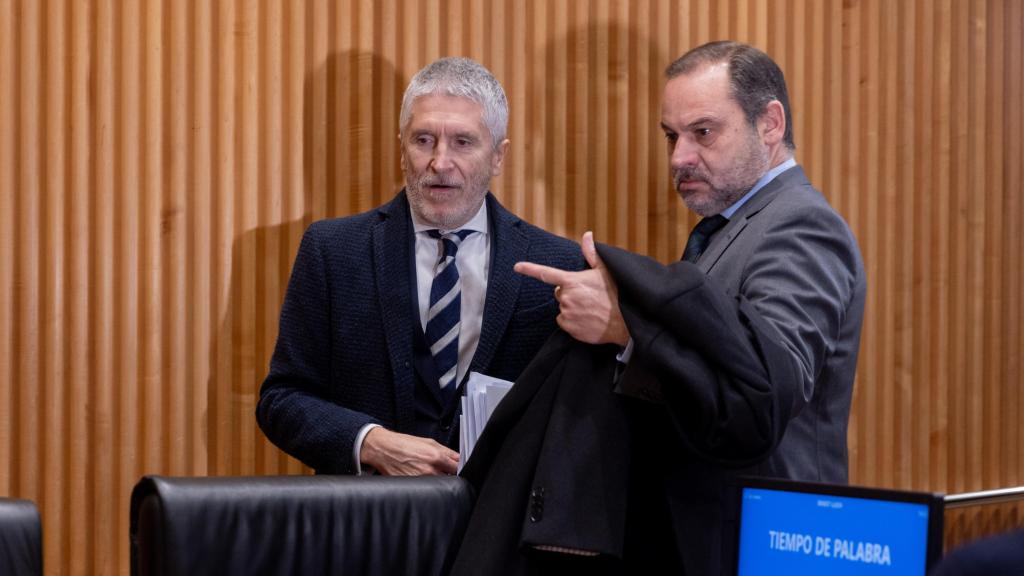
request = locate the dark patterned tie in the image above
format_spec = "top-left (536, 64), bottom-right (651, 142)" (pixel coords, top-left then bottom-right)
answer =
top-left (425, 229), bottom-right (475, 394)
top-left (681, 214), bottom-right (728, 262)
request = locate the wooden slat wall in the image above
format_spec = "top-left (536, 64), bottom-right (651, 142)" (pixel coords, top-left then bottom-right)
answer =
top-left (0, 1), bottom-right (1021, 573)
top-left (945, 501), bottom-right (1024, 551)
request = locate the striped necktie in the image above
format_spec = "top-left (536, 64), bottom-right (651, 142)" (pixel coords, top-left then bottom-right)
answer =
top-left (425, 229), bottom-right (475, 394)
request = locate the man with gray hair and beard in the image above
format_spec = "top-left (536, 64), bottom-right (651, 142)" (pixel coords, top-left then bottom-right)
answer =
top-left (258, 57), bottom-right (583, 476)
top-left (516, 41), bottom-right (867, 573)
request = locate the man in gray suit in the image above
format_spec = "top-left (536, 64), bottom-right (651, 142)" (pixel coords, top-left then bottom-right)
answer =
top-left (516, 41), bottom-right (866, 573)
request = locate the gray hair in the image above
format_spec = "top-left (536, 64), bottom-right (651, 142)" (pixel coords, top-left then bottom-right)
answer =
top-left (399, 57), bottom-right (508, 147)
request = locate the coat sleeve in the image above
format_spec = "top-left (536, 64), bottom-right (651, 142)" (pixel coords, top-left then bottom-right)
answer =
top-left (601, 205), bottom-right (861, 467)
top-left (255, 223), bottom-right (379, 474)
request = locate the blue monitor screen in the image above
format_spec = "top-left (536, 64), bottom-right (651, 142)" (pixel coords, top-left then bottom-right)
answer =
top-left (737, 486), bottom-right (933, 576)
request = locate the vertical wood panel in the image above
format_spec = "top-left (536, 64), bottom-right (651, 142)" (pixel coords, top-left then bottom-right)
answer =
top-left (165, 0), bottom-right (187, 479)
top-left (949, 0), bottom-right (969, 494)
top-left (913, 0), bottom-right (934, 492)
top-left (67, 0), bottom-right (90, 570)
top-left (934, 0), bottom-right (954, 495)
top-left (92, 1), bottom-right (116, 569)
top-left (114, 0), bottom-right (142, 567)
top-left (983, 0), bottom-right (1003, 493)
top-left (1005, 0), bottom-right (1024, 490)
top-left (1, 1), bottom-right (1022, 573)
top-left (188, 0), bottom-right (211, 479)
top-left (17, 0), bottom-right (42, 523)
top-left (41, 0), bottom-right (67, 568)
top-left (0, 0), bottom-right (15, 500)
top-left (895, 0), bottom-right (915, 489)
top-left (209, 0), bottom-right (233, 477)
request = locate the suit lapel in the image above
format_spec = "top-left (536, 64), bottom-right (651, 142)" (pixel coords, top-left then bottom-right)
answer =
top-left (470, 194), bottom-right (527, 375)
top-left (373, 191), bottom-right (417, 429)
top-left (700, 165), bottom-right (809, 274)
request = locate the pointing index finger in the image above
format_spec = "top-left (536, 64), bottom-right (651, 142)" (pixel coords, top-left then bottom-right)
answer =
top-left (514, 261), bottom-right (573, 286)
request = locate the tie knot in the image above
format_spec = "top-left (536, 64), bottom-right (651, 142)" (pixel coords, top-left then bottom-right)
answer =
top-left (682, 215), bottom-right (728, 262)
top-left (429, 229), bottom-right (475, 259)
top-left (695, 214), bottom-right (728, 233)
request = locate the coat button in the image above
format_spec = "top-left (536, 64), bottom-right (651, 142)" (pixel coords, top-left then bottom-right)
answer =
top-left (529, 487), bottom-right (545, 522)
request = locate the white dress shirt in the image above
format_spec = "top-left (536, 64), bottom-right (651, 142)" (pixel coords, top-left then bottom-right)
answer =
top-left (353, 201), bottom-right (491, 473)
top-left (411, 201), bottom-right (491, 385)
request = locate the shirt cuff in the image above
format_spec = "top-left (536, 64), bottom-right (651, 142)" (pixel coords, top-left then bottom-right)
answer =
top-left (353, 423), bottom-right (382, 475)
top-left (616, 338), bottom-right (634, 364)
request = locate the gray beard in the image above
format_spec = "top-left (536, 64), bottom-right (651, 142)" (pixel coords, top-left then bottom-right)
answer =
top-left (678, 183), bottom-right (752, 217)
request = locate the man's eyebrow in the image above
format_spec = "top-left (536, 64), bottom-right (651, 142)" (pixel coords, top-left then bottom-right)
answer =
top-left (660, 116), bottom-right (719, 132)
top-left (684, 116), bottom-right (718, 130)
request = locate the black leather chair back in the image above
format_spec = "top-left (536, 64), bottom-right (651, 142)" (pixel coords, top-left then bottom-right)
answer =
top-left (130, 475), bottom-right (474, 576)
top-left (0, 497), bottom-right (43, 576)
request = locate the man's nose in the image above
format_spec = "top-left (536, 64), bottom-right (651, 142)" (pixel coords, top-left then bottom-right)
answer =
top-left (670, 138), bottom-right (698, 169)
top-left (430, 142), bottom-right (454, 171)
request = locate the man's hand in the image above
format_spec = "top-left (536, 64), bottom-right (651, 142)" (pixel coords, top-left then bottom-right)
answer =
top-left (514, 231), bottom-right (629, 346)
top-left (360, 427), bottom-right (460, 476)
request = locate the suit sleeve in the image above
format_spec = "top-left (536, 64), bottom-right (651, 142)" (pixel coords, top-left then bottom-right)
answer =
top-left (255, 223), bottom-right (379, 474)
top-left (605, 204), bottom-right (861, 467)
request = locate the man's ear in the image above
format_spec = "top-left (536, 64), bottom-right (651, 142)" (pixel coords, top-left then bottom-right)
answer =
top-left (491, 139), bottom-right (511, 177)
top-left (759, 100), bottom-right (786, 146)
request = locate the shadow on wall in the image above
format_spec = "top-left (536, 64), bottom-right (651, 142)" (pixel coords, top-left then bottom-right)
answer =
top-left (206, 50), bottom-right (407, 476)
top-left (527, 18), bottom-right (666, 251)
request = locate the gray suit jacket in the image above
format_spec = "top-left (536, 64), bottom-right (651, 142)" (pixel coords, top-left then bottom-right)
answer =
top-left (700, 164), bottom-right (866, 481)
top-left (613, 164), bottom-right (866, 573)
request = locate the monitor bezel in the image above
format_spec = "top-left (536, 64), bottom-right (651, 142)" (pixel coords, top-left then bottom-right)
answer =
top-left (733, 476), bottom-right (945, 575)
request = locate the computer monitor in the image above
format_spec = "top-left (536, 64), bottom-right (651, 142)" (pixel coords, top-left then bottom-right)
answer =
top-left (735, 477), bottom-right (944, 576)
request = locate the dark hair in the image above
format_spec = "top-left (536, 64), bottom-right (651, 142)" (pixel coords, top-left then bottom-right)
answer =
top-left (665, 41), bottom-right (794, 150)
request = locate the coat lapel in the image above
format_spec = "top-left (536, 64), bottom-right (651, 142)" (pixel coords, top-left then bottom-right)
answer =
top-left (373, 191), bottom-right (417, 430)
top-left (470, 194), bottom-right (527, 375)
top-left (700, 165), bottom-right (809, 274)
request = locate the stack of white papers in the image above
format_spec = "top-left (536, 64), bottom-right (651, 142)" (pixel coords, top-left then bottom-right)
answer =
top-left (458, 371), bottom-right (513, 472)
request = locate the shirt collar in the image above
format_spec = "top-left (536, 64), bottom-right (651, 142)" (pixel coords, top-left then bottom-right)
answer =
top-left (720, 157), bottom-right (797, 219)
